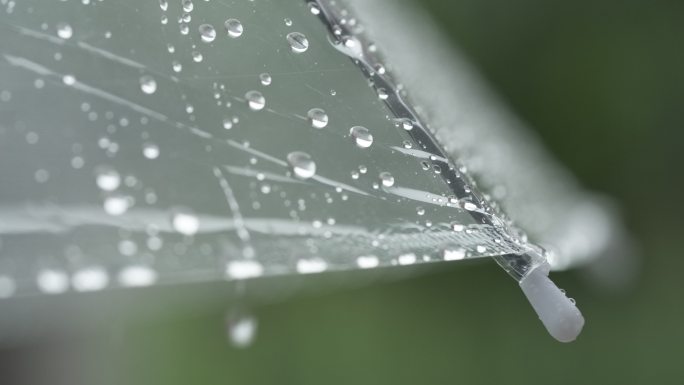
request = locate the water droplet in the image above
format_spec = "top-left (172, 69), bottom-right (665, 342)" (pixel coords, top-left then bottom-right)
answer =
top-left (72, 266), bottom-right (109, 292)
top-left (461, 200), bottom-right (479, 211)
top-left (222, 118), bottom-right (233, 129)
top-left (62, 74), bottom-right (76, 85)
top-left (159, 0), bottom-right (168, 11)
top-left (226, 312), bottom-right (257, 348)
top-left (307, 108), bottom-right (328, 128)
top-left (226, 260), bottom-right (264, 280)
top-left (287, 151), bottom-right (316, 179)
top-left (181, 0), bottom-right (193, 12)
top-left (296, 258), bottom-right (327, 274)
top-left (259, 72), bottom-right (272, 86)
top-left (416, 206), bottom-right (425, 216)
top-left (350, 126), bottom-right (373, 148)
top-left (443, 248), bottom-right (466, 261)
top-left (286, 32), bottom-right (309, 53)
top-left (452, 223), bottom-right (465, 232)
top-left (118, 265), bottom-right (157, 287)
top-left (225, 18), bottom-right (243, 38)
top-left (394, 118), bottom-right (414, 131)
top-left (139, 75), bottom-right (157, 94)
top-left (56, 22), bottom-right (73, 39)
top-left (308, 2), bottom-right (321, 15)
top-left (245, 90), bottom-right (265, 111)
top-left (398, 253), bottom-right (417, 265)
top-left (379, 171), bottom-right (395, 187)
top-left (198, 23), bottom-right (216, 42)
top-left (476, 245), bottom-right (487, 253)
top-left (96, 168), bottom-right (121, 191)
top-left (104, 195), bottom-right (130, 216)
top-left (284, 18), bottom-right (293, 26)
top-left (172, 60), bottom-right (182, 72)
top-left (143, 143), bottom-right (160, 159)
top-left (37, 269), bottom-right (69, 294)
top-left (376, 87), bottom-right (388, 100)
top-left (356, 255), bottom-right (379, 269)
top-left (192, 51), bottom-right (203, 62)
top-left (172, 210), bottom-right (200, 236)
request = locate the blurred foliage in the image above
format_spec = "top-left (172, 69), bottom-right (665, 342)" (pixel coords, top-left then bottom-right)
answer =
top-left (3, 1), bottom-right (684, 384)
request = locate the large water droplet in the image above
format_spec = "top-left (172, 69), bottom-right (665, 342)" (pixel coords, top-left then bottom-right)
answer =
top-left (307, 108), bottom-right (328, 128)
top-left (245, 90), bottom-right (265, 111)
top-left (225, 18), bottom-right (243, 38)
top-left (139, 75), bottom-right (157, 95)
top-left (198, 24), bottom-right (216, 43)
top-left (172, 211), bottom-right (200, 236)
top-left (350, 126), bottom-right (373, 148)
top-left (286, 32), bottom-right (309, 53)
top-left (287, 151), bottom-right (316, 179)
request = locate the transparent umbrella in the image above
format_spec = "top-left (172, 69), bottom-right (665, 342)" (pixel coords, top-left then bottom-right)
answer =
top-left (0, 0), bottom-right (629, 343)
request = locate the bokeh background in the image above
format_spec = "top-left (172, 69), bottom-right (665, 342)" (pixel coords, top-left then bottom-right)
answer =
top-left (2, 0), bottom-right (683, 384)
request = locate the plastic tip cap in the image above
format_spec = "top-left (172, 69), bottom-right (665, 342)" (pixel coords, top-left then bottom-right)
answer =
top-left (519, 262), bottom-right (585, 343)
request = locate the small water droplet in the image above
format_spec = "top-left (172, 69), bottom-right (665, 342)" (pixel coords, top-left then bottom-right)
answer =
top-left (225, 18), bottom-right (243, 38)
top-left (222, 118), bottom-right (233, 129)
top-left (159, 0), bottom-right (168, 11)
top-left (307, 108), bottom-right (328, 128)
top-left (226, 311), bottom-right (257, 348)
top-left (56, 22), bottom-right (73, 39)
top-left (287, 151), bottom-right (316, 179)
top-left (350, 126), bottom-right (373, 148)
top-left (476, 245), bottom-right (487, 253)
top-left (72, 267), bottom-right (109, 292)
top-left (139, 75), bottom-right (157, 94)
top-left (172, 60), bottom-right (182, 72)
top-left (259, 72), bottom-right (272, 86)
top-left (416, 206), bottom-right (425, 216)
top-left (452, 223), bottom-right (464, 232)
top-left (96, 168), bottom-right (121, 191)
top-left (286, 32), bottom-right (309, 53)
top-left (379, 171), bottom-right (395, 187)
top-left (376, 87), bottom-right (388, 100)
top-left (104, 195), bottom-right (130, 216)
top-left (143, 143), bottom-right (160, 159)
top-left (284, 18), bottom-right (293, 26)
top-left (192, 51), bottom-right (203, 62)
top-left (181, 0), bottom-right (194, 12)
top-left (308, 2), bottom-right (321, 15)
top-left (198, 23), bottom-right (216, 42)
top-left (394, 118), bottom-right (414, 131)
top-left (245, 90), bottom-right (265, 111)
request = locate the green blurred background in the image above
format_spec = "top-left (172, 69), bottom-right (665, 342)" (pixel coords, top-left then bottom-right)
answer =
top-left (3, 0), bottom-right (683, 384)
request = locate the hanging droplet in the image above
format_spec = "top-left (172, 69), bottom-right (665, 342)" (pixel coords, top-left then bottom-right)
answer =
top-left (379, 171), bottom-right (395, 187)
top-left (259, 72), bottom-right (272, 86)
top-left (287, 151), bottom-right (316, 179)
top-left (198, 24), bottom-right (216, 43)
top-left (171, 210), bottom-right (200, 236)
top-left (286, 32), bottom-right (309, 53)
top-left (307, 108), bottom-right (328, 128)
top-left (350, 126), bottom-right (373, 148)
top-left (139, 75), bottom-right (157, 95)
top-left (56, 22), bottom-right (73, 39)
top-left (225, 18), bottom-right (243, 38)
top-left (245, 90), bottom-right (265, 111)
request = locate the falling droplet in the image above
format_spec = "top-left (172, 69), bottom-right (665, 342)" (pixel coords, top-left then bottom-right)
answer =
top-left (245, 90), bottom-right (265, 111)
top-left (379, 171), bottom-right (395, 187)
top-left (307, 108), bottom-right (328, 128)
top-left (198, 24), bottom-right (216, 43)
top-left (286, 32), bottom-right (309, 53)
top-left (350, 126), bottom-right (373, 148)
top-left (171, 210), bottom-right (200, 236)
top-left (56, 22), bottom-right (73, 39)
top-left (287, 151), bottom-right (316, 179)
top-left (225, 18), bottom-right (243, 38)
top-left (139, 75), bottom-right (157, 94)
